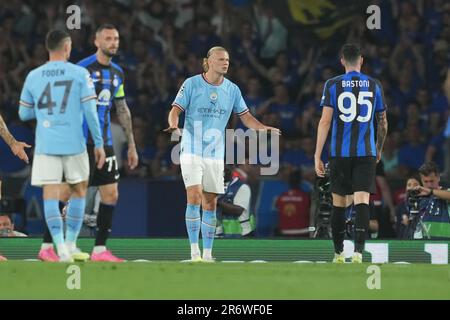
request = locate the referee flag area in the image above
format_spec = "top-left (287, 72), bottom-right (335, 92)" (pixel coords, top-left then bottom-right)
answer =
top-left (1, 238), bottom-right (449, 299)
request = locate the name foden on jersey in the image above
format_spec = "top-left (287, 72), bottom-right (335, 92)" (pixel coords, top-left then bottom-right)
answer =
top-left (42, 69), bottom-right (66, 77)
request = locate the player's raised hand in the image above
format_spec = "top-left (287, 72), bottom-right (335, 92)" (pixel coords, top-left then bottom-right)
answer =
top-left (376, 150), bottom-right (382, 163)
top-left (10, 140), bottom-right (31, 164)
top-left (315, 158), bottom-right (325, 177)
top-left (94, 147), bottom-right (106, 169)
top-left (127, 145), bottom-right (139, 170)
top-left (163, 126), bottom-right (182, 137)
top-left (262, 126), bottom-right (281, 136)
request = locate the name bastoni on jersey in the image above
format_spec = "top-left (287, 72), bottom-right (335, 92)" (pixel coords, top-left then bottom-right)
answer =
top-left (342, 80), bottom-right (370, 87)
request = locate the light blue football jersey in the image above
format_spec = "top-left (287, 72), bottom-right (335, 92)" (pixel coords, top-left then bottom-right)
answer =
top-left (172, 74), bottom-right (249, 159)
top-left (19, 61), bottom-right (102, 155)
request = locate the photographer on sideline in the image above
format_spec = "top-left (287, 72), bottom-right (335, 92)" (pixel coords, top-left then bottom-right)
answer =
top-left (395, 175), bottom-right (421, 239)
top-left (412, 162), bottom-right (450, 239)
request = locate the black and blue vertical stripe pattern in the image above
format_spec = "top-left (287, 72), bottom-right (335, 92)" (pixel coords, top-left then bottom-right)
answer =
top-left (321, 72), bottom-right (384, 158)
top-left (100, 68), bottom-right (112, 146)
top-left (78, 54), bottom-right (124, 147)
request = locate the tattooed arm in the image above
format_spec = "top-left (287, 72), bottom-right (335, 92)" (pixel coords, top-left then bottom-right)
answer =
top-left (0, 114), bottom-right (17, 147)
top-left (375, 111), bottom-right (388, 163)
top-left (0, 114), bottom-right (31, 163)
top-left (114, 98), bottom-right (138, 170)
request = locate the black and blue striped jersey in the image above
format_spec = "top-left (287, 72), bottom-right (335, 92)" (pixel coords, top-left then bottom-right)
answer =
top-left (78, 54), bottom-right (125, 146)
top-left (320, 71), bottom-right (386, 158)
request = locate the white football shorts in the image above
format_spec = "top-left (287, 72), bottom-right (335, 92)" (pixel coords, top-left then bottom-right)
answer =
top-left (180, 153), bottom-right (225, 194)
top-left (31, 150), bottom-right (89, 186)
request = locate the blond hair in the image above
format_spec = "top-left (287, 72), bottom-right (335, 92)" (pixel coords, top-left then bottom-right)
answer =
top-left (202, 46), bottom-right (228, 72)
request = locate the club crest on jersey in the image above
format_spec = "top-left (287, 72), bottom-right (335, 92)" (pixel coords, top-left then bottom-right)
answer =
top-left (97, 89), bottom-right (111, 106)
top-left (210, 92), bottom-right (218, 101)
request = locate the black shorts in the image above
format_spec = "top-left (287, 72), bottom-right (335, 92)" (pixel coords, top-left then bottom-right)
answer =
top-left (329, 157), bottom-right (376, 196)
top-left (87, 145), bottom-right (119, 186)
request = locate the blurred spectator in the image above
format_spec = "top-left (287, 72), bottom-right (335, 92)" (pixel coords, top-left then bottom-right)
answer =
top-left (123, 117), bottom-right (153, 178)
top-left (275, 169), bottom-right (311, 237)
top-left (188, 18), bottom-right (222, 58)
top-left (150, 132), bottom-right (178, 180)
top-left (233, 76), bottom-right (266, 130)
top-left (230, 20), bottom-right (260, 66)
top-left (258, 83), bottom-right (299, 137)
top-left (425, 129), bottom-right (446, 172)
top-left (382, 133), bottom-right (400, 179)
top-left (253, 1), bottom-right (287, 61)
top-left (398, 125), bottom-right (427, 176)
top-left (0, 214), bottom-right (27, 237)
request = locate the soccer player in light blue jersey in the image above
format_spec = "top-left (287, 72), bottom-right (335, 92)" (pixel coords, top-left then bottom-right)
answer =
top-left (18, 30), bottom-right (106, 262)
top-left (165, 46), bottom-right (280, 262)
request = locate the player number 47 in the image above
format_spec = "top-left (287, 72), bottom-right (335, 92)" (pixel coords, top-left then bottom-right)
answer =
top-left (38, 80), bottom-right (73, 115)
top-left (337, 91), bottom-right (373, 123)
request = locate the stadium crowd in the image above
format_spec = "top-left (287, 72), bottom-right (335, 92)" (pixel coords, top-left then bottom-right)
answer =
top-left (0, 0), bottom-right (449, 238)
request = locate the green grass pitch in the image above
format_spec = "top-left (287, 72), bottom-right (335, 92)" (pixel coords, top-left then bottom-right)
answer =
top-left (1, 261), bottom-right (449, 299)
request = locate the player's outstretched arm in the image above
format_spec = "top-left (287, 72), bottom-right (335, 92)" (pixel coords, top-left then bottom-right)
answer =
top-left (82, 98), bottom-right (105, 169)
top-left (163, 106), bottom-right (182, 136)
top-left (114, 98), bottom-right (138, 170)
top-left (239, 112), bottom-right (281, 135)
top-left (375, 111), bottom-right (388, 163)
top-left (314, 106), bottom-right (333, 177)
top-left (0, 113), bottom-right (31, 163)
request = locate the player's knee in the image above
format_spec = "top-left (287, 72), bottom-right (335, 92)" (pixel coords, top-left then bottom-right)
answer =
top-left (332, 193), bottom-right (347, 207)
top-left (71, 189), bottom-right (87, 198)
top-left (187, 193), bottom-right (202, 205)
top-left (60, 184), bottom-right (72, 202)
top-left (70, 182), bottom-right (88, 198)
top-left (353, 192), bottom-right (370, 205)
top-left (186, 187), bottom-right (202, 205)
top-left (101, 190), bottom-right (119, 205)
top-left (202, 200), bottom-right (217, 211)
